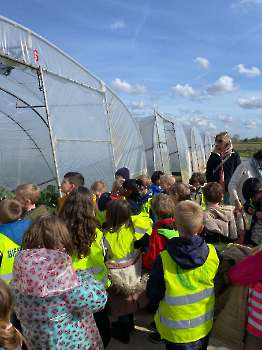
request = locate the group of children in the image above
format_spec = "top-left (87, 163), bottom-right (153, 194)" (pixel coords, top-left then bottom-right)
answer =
top-left (1, 166), bottom-right (262, 350)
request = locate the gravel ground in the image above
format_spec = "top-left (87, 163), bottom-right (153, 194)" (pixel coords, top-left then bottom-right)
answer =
top-left (107, 309), bottom-right (232, 350)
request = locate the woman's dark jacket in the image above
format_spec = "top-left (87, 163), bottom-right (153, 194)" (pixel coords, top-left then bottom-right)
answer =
top-left (206, 149), bottom-right (241, 192)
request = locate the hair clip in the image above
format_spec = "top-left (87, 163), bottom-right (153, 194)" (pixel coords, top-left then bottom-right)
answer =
top-left (5, 323), bottom-right (12, 330)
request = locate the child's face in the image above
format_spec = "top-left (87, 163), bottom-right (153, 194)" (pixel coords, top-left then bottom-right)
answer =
top-left (192, 182), bottom-right (201, 190)
top-left (160, 181), bottom-right (169, 191)
top-left (16, 194), bottom-right (27, 209)
top-left (60, 178), bottom-right (72, 194)
top-left (115, 174), bottom-right (125, 181)
top-left (169, 192), bottom-right (179, 205)
top-left (251, 190), bottom-right (262, 202)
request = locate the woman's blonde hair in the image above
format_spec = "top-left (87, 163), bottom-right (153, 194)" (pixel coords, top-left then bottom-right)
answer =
top-left (0, 279), bottom-right (23, 350)
top-left (216, 131), bottom-right (232, 148)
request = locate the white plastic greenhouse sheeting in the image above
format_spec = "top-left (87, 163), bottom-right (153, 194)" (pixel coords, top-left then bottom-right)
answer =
top-left (200, 132), bottom-right (214, 165)
top-left (135, 112), bottom-right (192, 183)
top-left (0, 17), bottom-right (147, 191)
top-left (184, 127), bottom-right (206, 173)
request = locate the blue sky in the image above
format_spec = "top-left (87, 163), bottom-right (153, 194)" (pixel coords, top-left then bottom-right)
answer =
top-left (3, 0), bottom-right (262, 139)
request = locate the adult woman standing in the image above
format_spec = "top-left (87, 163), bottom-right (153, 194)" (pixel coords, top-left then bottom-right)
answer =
top-left (206, 132), bottom-right (241, 205)
top-left (228, 150), bottom-right (262, 210)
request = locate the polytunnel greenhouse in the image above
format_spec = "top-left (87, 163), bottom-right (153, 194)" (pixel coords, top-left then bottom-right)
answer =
top-left (184, 127), bottom-right (206, 174)
top-left (135, 112), bottom-right (192, 184)
top-left (202, 132), bottom-right (215, 165)
top-left (0, 16), bottom-right (147, 191)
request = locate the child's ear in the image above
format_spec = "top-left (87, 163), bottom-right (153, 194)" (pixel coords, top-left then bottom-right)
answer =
top-left (197, 224), bottom-right (204, 234)
top-left (25, 199), bottom-right (31, 205)
top-left (70, 184), bottom-right (75, 191)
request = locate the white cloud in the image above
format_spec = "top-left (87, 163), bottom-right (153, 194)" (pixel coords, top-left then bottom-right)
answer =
top-left (110, 78), bottom-right (147, 94)
top-left (131, 102), bottom-right (145, 109)
top-left (209, 123), bottom-right (217, 130)
top-left (172, 84), bottom-right (204, 99)
top-left (232, 0), bottom-right (262, 10)
top-left (109, 20), bottom-right (125, 31)
top-left (233, 64), bottom-right (260, 77)
top-left (237, 96), bottom-right (262, 109)
top-left (132, 110), bottom-right (146, 117)
top-left (206, 76), bottom-right (237, 96)
top-left (203, 115), bottom-right (213, 120)
top-left (179, 108), bottom-right (202, 115)
top-left (194, 57), bottom-right (209, 69)
top-left (148, 103), bottom-right (158, 110)
top-left (243, 118), bottom-right (257, 128)
top-left (218, 115), bottom-right (235, 123)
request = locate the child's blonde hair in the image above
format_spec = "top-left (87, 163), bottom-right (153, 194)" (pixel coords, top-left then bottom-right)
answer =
top-left (0, 199), bottom-right (22, 224)
top-left (15, 183), bottom-right (40, 205)
top-left (174, 200), bottom-right (203, 236)
top-left (169, 183), bottom-right (190, 201)
top-left (160, 174), bottom-right (175, 186)
top-left (90, 180), bottom-right (107, 194)
top-left (150, 193), bottom-right (175, 220)
top-left (136, 175), bottom-right (152, 189)
top-left (0, 279), bottom-right (23, 349)
top-left (111, 179), bottom-right (124, 193)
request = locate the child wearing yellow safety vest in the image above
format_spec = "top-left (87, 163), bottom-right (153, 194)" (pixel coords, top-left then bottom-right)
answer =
top-left (119, 179), bottom-right (153, 245)
top-left (147, 201), bottom-right (221, 349)
top-left (104, 199), bottom-right (149, 344)
top-left (59, 187), bottom-right (111, 348)
top-left (0, 199), bottom-right (32, 285)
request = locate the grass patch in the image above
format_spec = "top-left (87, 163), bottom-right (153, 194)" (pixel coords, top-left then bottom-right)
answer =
top-left (238, 151), bottom-right (253, 158)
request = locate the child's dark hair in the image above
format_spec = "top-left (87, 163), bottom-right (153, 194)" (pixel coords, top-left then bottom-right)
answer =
top-left (253, 150), bottom-right (262, 161)
top-left (151, 171), bottom-right (164, 185)
top-left (0, 279), bottom-right (23, 350)
top-left (150, 193), bottom-right (175, 220)
top-left (59, 187), bottom-right (98, 259)
top-left (64, 172), bottom-right (85, 188)
top-left (122, 179), bottom-right (144, 202)
top-left (21, 214), bottom-right (74, 254)
top-left (104, 199), bottom-right (134, 233)
top-left (203, 182), bottom-right (223, 203)
top-left (189, 173), bottom-right (205, 186)
top-left (242, 178), bottom-right (262, 202)
top-left (0, 199), bottom-right (22, 224)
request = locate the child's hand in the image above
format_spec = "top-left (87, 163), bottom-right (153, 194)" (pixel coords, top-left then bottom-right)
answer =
top-left (234, 200), bottom-right (242, 211)
top-left (256, 211), bottom-right (262, 219)
top-left (248, 207), bottom-right (255, 215)
top-left (251, 245), bottom-right (262, 256)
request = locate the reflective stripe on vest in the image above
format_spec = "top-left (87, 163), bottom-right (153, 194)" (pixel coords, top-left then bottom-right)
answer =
top-left (155, 244), bottom-right (219, 343)
top-left (113, 249), bottom-right (136, 263)
top-left (1, 272), bottom-right (12, 283)
top-left (86, 266), bottom-right (104, 275)
top-left (158, 305), bottom-right (214, 330)
top-left (134, 227), bottom-right (148, 235)
top-left (164, 286), bottom-right (214, 305)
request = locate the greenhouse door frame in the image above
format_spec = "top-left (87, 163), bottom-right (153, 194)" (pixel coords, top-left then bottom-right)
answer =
top-left (0, 52), bottom-right (58, 187)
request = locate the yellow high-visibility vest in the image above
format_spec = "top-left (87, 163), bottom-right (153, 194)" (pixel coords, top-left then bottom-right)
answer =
top-left (71, 228), bottom-right (110, 289)
top-left (155, 244), bottom-right (219, 343)
top-left (0, 234), bottom-right (20, 284)
top-left (132, 212), bottom-right (153, 240)
top-left (104, 225), bottom-right (136, 263)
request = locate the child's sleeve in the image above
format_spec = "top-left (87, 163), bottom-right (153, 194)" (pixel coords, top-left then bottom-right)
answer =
top-left (227, 252), bottom-right (262, 286)
top-left (64, 270), bottom-right (107, 314)
top-left (146, 255), bottom-right (165, 302)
